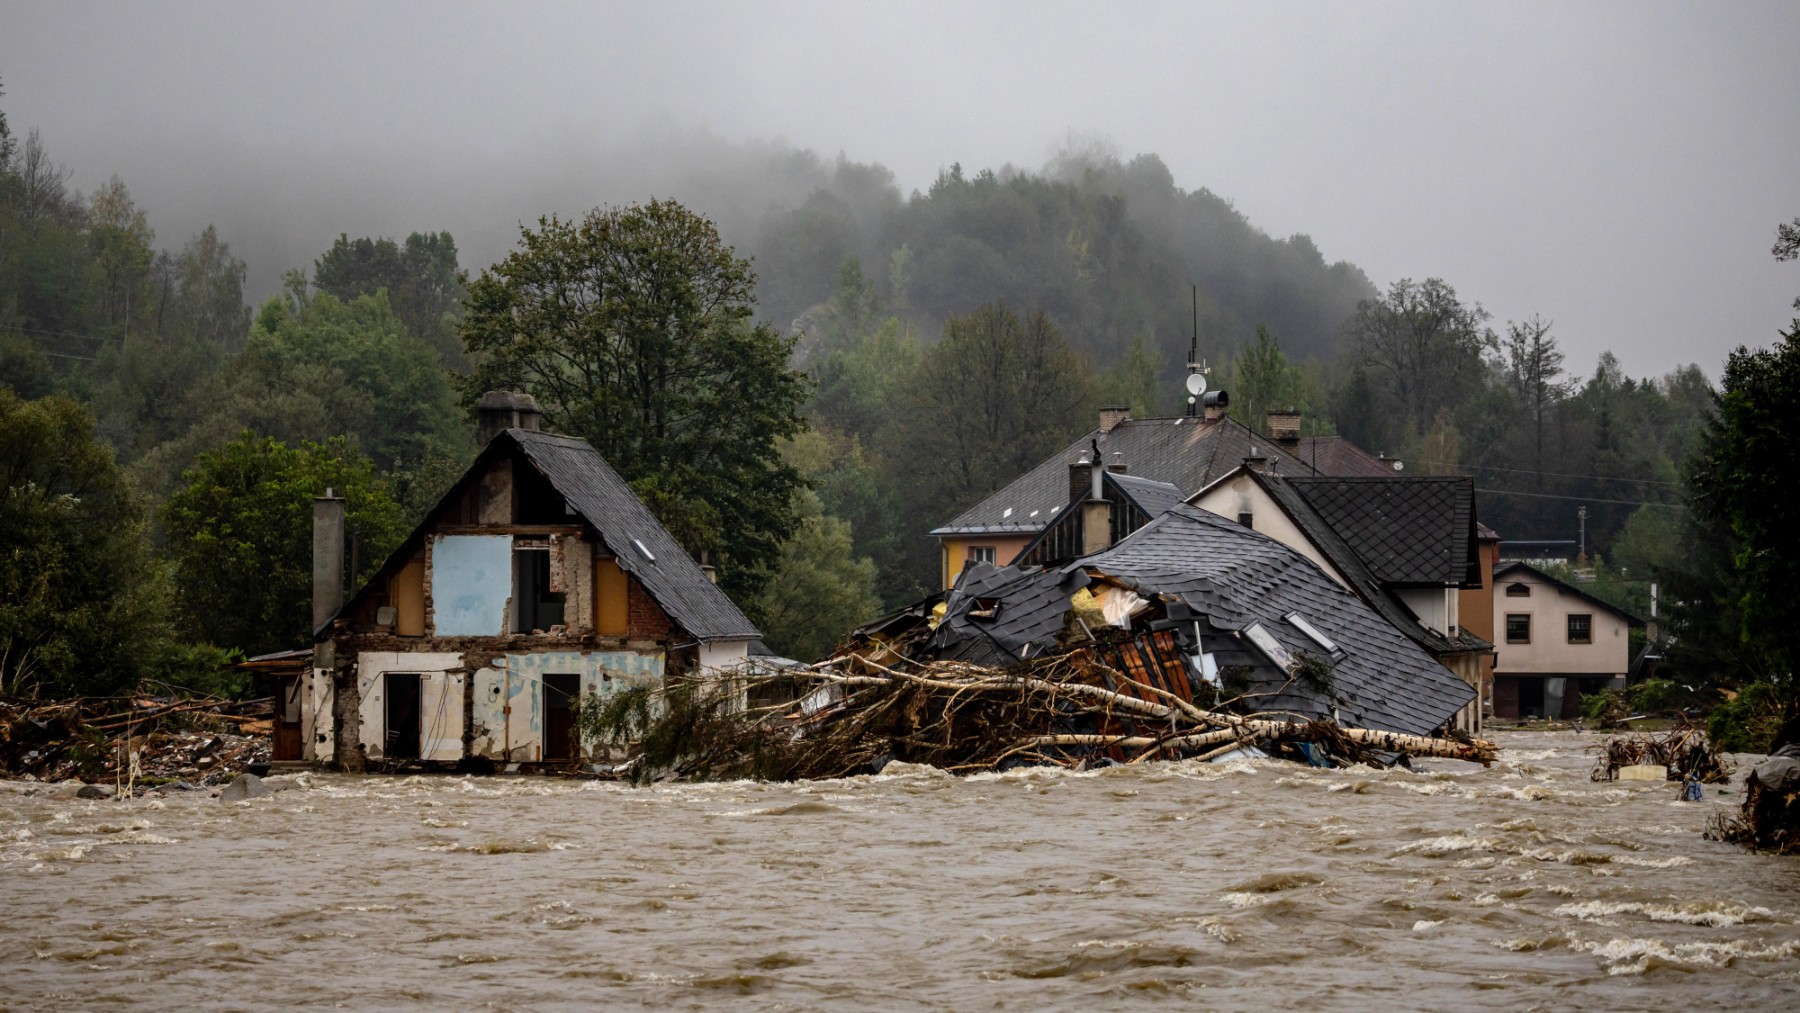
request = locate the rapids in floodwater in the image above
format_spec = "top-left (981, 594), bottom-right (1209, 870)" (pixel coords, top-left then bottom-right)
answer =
top-left (1, 730), bottom-right (1797, 1009)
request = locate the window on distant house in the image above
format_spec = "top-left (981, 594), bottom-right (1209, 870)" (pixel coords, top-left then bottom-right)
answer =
top-left (1505, 583), bottom-right (1530, 597)
top-left (1567, 613), bottom-right (1592, 644)
top-left (967, 545), bottom-right (996, 565)
top-left (1506, 613), bottom-right (1531, 644)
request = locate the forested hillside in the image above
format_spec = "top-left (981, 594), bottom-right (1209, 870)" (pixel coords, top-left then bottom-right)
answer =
top-left (0, 81), bottom-right (1732, 698)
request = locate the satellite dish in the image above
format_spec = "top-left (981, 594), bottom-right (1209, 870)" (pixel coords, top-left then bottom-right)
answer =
top-left (1184, 372), bottom-right (1208, 396)
top-left (1392, 460), bottom-right (1405, 472)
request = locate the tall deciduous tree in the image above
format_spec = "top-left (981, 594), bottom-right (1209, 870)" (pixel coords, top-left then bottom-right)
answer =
top-left (753, 489), bottom-right (880, 661)
top-left (460, 200), bottom-right (809, 600)
top-left (0, 391), bottom-right (168, 696)
top-left (162, 434), bottom-right (405, 656)
top-left (1346, 277), bottom-right (1494, 438)
top-left (1504, 314), bottom-right (1571, 481)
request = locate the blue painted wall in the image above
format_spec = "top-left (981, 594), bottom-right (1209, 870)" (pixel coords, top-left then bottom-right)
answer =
top-left (432, 534), bottom-right (512, 636)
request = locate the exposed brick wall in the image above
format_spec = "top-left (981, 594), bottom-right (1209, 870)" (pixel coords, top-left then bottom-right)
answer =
top-left (627, 574), bottom-right (675, 639)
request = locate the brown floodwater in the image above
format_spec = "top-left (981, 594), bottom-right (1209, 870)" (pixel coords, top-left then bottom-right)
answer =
top-left (2, 730), bottom-right (1797, 1010)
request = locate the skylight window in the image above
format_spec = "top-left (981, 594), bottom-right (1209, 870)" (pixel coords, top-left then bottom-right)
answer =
top-left (1002, 507), bottom-right (1013, 519)
top-left (633, 538), bottom-right (655, 562)
top-left (1284, 612), bottom-right (1338, 654)
top-left (1242, 621), bottom-right (1297, 673)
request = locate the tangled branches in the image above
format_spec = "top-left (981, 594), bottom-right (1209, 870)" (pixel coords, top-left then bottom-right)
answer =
top-left (1590, 725), bottom-right (1733, 784)
top-left (579, 648), bottom-right (1498, 783)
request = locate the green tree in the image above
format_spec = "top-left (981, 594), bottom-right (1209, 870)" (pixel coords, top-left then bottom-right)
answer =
top-left (753, 489), bottom-right (881, 661)
top-left (1228, 325), bottom-right (1304, 434)
top-left (0, 391), bottom-right (169, 696)
top-left (1346, 277), bottom-right (1495, 439)
top-left (312, 231), bottom-right (467, 365)
top-left (880, 302), bottom-right (1091, 589)
top-left (460, 200), bottom-right (809, 600)
top-left (162, 433), bottom-right (406, 656)
top-left (1503, 314), bottom-right (1572, 481)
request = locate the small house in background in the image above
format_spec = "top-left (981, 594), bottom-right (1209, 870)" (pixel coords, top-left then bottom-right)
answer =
top-left (1491, 560), bottom-right (1644, 719)
top-left (303, 391), bottom-right (758, 769)
top-left (928, 405), bottom-right (1403, 590)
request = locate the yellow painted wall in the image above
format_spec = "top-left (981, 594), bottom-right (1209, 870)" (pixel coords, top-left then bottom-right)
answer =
top-left (939, 535), bottom-right (1032, 588)
top-left (391, 558), bottom-right (425, 636)
top-left (594, 557), bottom-right (629, 636)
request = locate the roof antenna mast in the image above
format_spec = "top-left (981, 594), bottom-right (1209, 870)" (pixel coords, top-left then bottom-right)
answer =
top-left (1184, 284), bottom-right (1211, 417)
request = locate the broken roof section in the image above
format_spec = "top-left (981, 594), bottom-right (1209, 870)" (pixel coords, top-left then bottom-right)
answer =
top-left (931, 504), bottom-right (1476, 738)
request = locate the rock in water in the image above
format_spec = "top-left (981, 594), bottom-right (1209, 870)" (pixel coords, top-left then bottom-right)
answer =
top-left (75, 784), bottom-right (113, 799)
top-left (218, 773), bottom-right (272, 802)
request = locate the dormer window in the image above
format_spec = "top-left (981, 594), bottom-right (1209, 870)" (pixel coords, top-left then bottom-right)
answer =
top-left (1505, 583), bottom-right (1530, 597)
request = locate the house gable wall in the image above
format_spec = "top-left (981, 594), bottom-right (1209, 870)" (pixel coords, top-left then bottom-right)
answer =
top-left (1492, 572), bottom-right (1631, 677)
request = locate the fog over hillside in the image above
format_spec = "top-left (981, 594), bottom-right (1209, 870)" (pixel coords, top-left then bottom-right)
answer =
top-left (3, 1), bottom-right (1798, 375)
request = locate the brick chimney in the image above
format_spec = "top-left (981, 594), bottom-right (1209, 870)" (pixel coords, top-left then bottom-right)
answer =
top-left (1068, 450), bottom-right (1096, 502)
top-left (1106, 451), bottom-right (1127, 475)
top-left (1202, 390), bottom-right (1230, 422)
top-left (1098, 405), bottom-right (1131, 434)
top-left (477, 390), bottom-right (543, 444)
top-left (1266, 408), bottom-right (1300, 445)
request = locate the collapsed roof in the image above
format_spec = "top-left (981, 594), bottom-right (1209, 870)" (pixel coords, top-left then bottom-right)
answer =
top-left (929, 505), bottom-right (1475, 738)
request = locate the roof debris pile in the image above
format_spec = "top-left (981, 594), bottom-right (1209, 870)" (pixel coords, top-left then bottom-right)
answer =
top-left (0, 695), bottom-right (271, 788)
top-left (590, 635), bottom-right (1496, 785)
top-left (1590, 725), bottom-right (1733, 784)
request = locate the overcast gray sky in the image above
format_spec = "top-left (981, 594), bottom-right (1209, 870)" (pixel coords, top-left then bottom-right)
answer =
top-left (4, 0), bottom-right (1796, 379)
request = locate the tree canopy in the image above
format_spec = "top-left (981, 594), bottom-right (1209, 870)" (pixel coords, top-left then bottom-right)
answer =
top-left (162, 433), bottom-right (405, 657)
top-left (460, 199), bottom-right (809, 600)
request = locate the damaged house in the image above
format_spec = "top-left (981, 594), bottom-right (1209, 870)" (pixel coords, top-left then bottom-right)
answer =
top-left (302, 392), bottom-right (759, 768)
top-left (925, 501), bottom-right (1476, 741)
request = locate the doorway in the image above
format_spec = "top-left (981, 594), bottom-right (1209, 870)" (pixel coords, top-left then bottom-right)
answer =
top-left (543, 673), bottom-right (581, 761)
top-left (384, 673), bottom-right (421, 760)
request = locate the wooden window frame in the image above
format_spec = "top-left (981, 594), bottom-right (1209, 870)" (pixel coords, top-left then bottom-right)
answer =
top-left (1505, 612), bottom-right (1532, 645)
top-left (1567, 613), bottom-right (1593, 645)
top-left (966, 545), bottom-right (997, 565)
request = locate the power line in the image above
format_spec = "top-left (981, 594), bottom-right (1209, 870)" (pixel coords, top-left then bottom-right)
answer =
top-left (1416, 459), bottom-right (1681, 488)
top-left (1475, 486), bottom-right (1684, 509)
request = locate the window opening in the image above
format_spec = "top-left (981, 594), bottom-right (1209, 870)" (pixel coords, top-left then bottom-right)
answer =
top-left (1567, 613), bottom-right (1592, 644)
top-left (1284, 612), bottom-right (1339, 654)
top-left (1506, 613), bottom-right (1531, 644)
top-left (513, 546), bottom-right (565, 633)
top-left (967, 545), bottom-right (996, 565)
top-left (1505, 583), bottom-right (1530, 597)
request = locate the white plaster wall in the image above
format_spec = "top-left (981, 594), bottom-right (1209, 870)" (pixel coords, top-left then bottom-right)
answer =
top-left (1190, 478), bottom-right (1350, 588)
top-left (355, 651), bottom-right (465, 761)
top-left (698, 640), bottom-right (751, 672)
top-left (1398, 587), bottom-right (1455, 637)
top-left (469, 650), bottom-right (665, 761)
top-left (303, 667), bottom-right (335, 763)
top-left (1493, 576), bottom-right (1632, 677)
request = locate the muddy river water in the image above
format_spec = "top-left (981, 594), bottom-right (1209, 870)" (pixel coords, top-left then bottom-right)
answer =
top-left (3, 730), bottom-right (1798, 1010)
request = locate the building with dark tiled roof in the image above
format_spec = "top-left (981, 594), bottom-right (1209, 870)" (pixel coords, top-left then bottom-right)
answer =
top-left (931, 505), bottom-right (1476, 738)
top-left (302, 392), bottom-right (758, 768)
top-left (929, 405), bottom-right (1402, 588)
top-left (1189, 467), bottom-right (1493, 734)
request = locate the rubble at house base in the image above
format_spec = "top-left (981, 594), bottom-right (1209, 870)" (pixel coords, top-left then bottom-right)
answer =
top-left (0, 695), bottom-right (273, 789)
top-left (589, 637), bottom-right (1498, 785)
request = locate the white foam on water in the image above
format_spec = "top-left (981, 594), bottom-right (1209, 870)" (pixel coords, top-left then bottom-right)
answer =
top-left (1570, 935), bottom-right (1800, 975)
top-left (1221, 892), bottom-right (1274, 908)
top-left (1412, 920), bottom-right (1444, 932)
top-left (1554, 900), bottom-right (1784, 927)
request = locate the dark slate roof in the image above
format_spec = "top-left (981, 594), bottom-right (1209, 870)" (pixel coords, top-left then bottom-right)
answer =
top-left (1290, 436), bottom-right (1402, 478)
top-left (508, 430), bottom-right (759, 641)
top-left (1283, 476), bottom-right (1480, 587)
top-left (930, 562), bottom-right (1088, 667)
top-left (932, 415), bottom-right (1352, 536)
top-left (1073, 506), bottom-right (1476, 737)
top-left (1111, 472), bottom-right (1186, 518)
top-left (1252, 473), bottom-right (1490, 658)
top-left (1493, 561), bottom-right (1648, 626)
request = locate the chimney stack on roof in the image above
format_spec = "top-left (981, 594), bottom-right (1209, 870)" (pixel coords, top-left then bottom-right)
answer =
top-left (312, 489), bottom-right (345, 635)
top-left (1106, 451), bottom-right (1128, 474)
top-left (1202, 389), bottom-right (1230, 423)
top-left (1266, 408), bottom-right (1301, 444)
top-left (1098, 405), bottom-right (1131, 434)
top-left (477, 390), bottom-right (543, 444)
